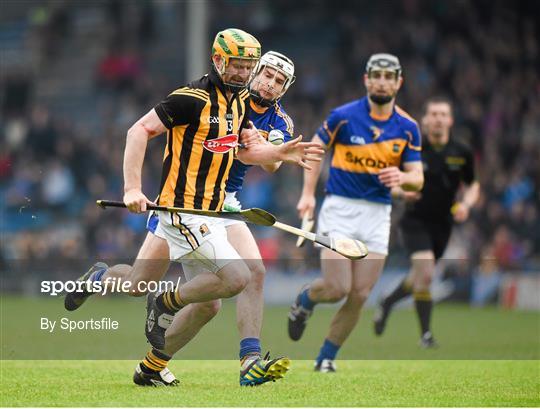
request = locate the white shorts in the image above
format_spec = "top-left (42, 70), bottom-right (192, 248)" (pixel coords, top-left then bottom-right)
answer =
top-left (317, 194), bottom-right (392, 255)
top-left (217, 191), bottom-right (247, 228)
top-left (157, 211), bottom-right (241, 279)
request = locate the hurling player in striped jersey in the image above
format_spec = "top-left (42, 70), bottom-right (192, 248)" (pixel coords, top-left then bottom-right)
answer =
top-left (65, 46), bottom-right (307, 387)
top-left (161, 51), bottom-right (298, 387)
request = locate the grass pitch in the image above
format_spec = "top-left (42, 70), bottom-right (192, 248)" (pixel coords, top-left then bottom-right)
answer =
top-left (1, 360), bottom-right (538, 406)
top-left (1, 296), bottom-right (539, 406)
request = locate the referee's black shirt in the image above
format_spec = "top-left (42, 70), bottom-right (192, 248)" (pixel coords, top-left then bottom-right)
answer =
top-left (404, 137), bottom-right (475, 223)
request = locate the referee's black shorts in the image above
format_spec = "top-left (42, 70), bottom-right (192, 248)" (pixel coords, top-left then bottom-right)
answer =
top-left (400, 216), bottom-right (452, 260)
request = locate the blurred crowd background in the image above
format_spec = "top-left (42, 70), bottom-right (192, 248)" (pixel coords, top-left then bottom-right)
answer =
top-left (1, 0), bottom-right (538, 304)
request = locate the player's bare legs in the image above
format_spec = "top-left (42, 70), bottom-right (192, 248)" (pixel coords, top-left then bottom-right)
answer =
top-left (157, 291), bottom-right (222, 357)
top-left (160, 223), bottom-right (273, 352)
top-left (227, 223), bottom-right (290, 384)
top-left (67, 230), bottom-right (251, 303)
top-left (173, 260), bottom-right (252, 303)
top-left (161, 222), bottom-right (290, 385)
top-left (325, 253), bottom-right (386, 346)
top-left (227, 223), bottom-right (266, 340)
top-left (104, 233), bottom-right (170, 296)
top-left (310, 253), bottom-right (384, 372)
top-left (145, 257), bottom-right (250, 350)
top-left (288, 248), bottom-right (385, 371)
top-left (288, 248), bottom-right (353, 342)
top-left (87, 236), bottom-right (220, 343)
top-left (103, 234), bottom-right (225, 386)
top-left (162, 299), bottom-right (222, 356)
top-left (64, 233), bottom-right (170, 310)
top-left (307, 249), bottom-right (353, 303)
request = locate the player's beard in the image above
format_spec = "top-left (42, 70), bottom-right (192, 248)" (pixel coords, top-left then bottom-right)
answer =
top-left (369, 93), bottom-right (394, 105)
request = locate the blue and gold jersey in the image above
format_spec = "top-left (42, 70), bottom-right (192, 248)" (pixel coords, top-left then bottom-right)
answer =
top-left (225, 100), bottom-right (294, 193)
top-left (317, 96), bottom-right (421, 204)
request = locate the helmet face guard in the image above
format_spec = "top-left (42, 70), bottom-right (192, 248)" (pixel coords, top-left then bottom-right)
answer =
top-left (212, 28), bottom-right (261, 92)
top-left (365, 53), bottom-right (402, 78)
top-left (250, 51), bottom-right (296, 106)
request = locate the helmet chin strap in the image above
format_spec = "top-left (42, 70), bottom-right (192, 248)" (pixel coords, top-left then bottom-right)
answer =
top-left (249, 89), bottom-right (275, 107)
top-left (224, 83), bottom-right (246, 93)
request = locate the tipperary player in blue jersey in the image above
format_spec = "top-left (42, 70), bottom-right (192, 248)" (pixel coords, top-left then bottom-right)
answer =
top-left (226, 53), bottom-right (295, 193)
top-left (288, 54), bottom-right (424, 372)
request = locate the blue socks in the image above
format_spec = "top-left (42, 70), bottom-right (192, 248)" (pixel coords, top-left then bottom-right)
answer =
top-left (300, 288), bottom-right (316, 310)
top-left (316, 339), bottom-right (340, 364)
top-left (90, 267), bottom-right (106, 283)
top-left (239, 338), bottom-right (261, 360)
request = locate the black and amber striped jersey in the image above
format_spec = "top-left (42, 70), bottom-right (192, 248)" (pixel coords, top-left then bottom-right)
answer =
top-left (154, 70), bottom-right (251, 210)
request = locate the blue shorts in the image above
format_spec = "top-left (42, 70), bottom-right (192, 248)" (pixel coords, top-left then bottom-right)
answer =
top-left (146, 211), bottom-right (160, 235)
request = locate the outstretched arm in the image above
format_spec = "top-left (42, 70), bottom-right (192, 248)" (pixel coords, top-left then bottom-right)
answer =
top-left (296, 134), bottom-right (327, 219)
top-left (261, 129), bottom-right (291, 173)
top-left (261, 160), bottom-right (282, 173)
top-left (237, 134), bottom-right (324, 170)
top-left (239, 123), bottom-right (284, 173)
top-left (123, 109), bottom-right (166, 213)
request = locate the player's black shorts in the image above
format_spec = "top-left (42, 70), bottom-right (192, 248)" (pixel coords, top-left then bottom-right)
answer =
top-left (400, 216), bottom-right (452, 260)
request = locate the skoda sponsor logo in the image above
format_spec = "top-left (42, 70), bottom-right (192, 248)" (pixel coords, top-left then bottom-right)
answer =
top-left (345, 151), bottom-right (387, 168)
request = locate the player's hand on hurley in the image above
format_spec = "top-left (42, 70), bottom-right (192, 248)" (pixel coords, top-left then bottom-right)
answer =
top-left (123, 189), bottom-right (155, 213)
top-left (278, 135), bottom-right (325, 170)
top-left (452, 202), bottom-right (470, 223)
top-left (297, 194), bottom-right (316, 219)
top-left (379, 166), bottom-right (404, 188)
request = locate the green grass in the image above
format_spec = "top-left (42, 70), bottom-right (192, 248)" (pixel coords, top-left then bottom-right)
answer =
top-left (1, 296), bottom-right (539, 360)
top-left (1, 360), bottom-right (539, 406)
top-left (1, 296), bottom-right (539, 406)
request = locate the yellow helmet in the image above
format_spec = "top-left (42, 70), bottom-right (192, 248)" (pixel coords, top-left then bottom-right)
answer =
top-left (212, 28), bottom-right (261, 91)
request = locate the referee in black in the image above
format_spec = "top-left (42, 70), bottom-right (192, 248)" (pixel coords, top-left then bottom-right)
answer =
top-left (373, 96), bottom-right (480, 347)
